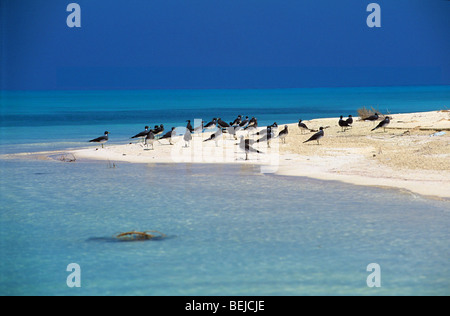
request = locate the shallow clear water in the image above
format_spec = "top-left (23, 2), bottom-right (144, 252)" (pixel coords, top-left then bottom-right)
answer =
top-left (1, 87), bottom-right (449, 295)
top-left (0, 159), bottom-right (448, 296)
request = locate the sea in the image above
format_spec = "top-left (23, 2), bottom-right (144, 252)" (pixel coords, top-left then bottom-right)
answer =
top-left (0, 86), bottom-right (449, 296)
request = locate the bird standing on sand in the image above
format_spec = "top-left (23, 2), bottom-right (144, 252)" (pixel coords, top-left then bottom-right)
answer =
top-left (244, 118), bottom-right (258, 131)
top-left (364, 113), bottom-right (379, 121)
top-left (152, 124), bottom-right (164, 137)
top-left (239, 116), bottom-right (249, 128)
top-left (204, 118), bottom-right (217, 130)
top-left (346, 115), bottom-right (353, 126)
top-left (277, 125), bottom-right (288, 144)
top-left (131, 126), bottom-right (150, 142)
top-left (371, 116), bottom-right (391, 132)
top-left (89, 131), bottom-right (109, 148)
top-left (270, 122), bottom-right (279, 134)
top-left (186, 120), bottom-right (194, 133)
top-left (217, 118), bottom-right (230, 129)
top-left (339, 115), bottom-right (351, 132)
top-left (144, 131), bottom-right (155, 149)
top-left (230, 115), bottom-right (242, 126)
top-left (160, 127), bottom-right (176, 145)
top-left (298, 120), bottom-right (309, 134)
top-left (303, 127), bottom-right (324, 145)
top-left (239, 136), bottom-right (262, 161)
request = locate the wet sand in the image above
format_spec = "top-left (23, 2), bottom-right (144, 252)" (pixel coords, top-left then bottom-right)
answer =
top-left (3, 111), bottom-right (450, 199)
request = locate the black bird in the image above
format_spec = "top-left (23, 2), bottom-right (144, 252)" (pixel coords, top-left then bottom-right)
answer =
top-left (271, 122), bottom-right (278, 128)
top-left (244, 118), bottom-right (258, 130)
top-left (298, 120), bottom-right (309, 134)
top-left (346, 115), bottom-right (353, 125)
top-left (230, 115), bottom-right (242, 126)
top-left (160, 127), bottom-right (176, 145)
top-left (364, 113), bottom-right (379, 121)
top-left (144, 131), bottom-right (155, 149)
top-left (131, 126), bottom-right (150, 141)
top-left (303, 127), bottom-right (324, 145)
top-left (277, 125), bottom-right (288, 143)
top-left (217, 118), bottom-right (230, 128)
top-left (371, 116), bottom-right (390, 132)
top-left (239, 136), bottom-right (262, 161)
top-left (204, 118), bottom-right (217, 130)
top-left (239, 116), bottom-right (249, 127)
top-left (339, 115), bottom-right (351, 131)
top-left (151, 125), bottom-right (159, 135)
top-left (89, 131), bottom-right (109, 148)
top-left (153, 124), bottom-right (164, 137)
top-left (186, 120), bottom-right (194, 133)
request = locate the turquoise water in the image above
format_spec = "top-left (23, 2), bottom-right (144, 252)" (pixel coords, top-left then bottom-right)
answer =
top-left (0, 160), bottom-right (449, 295)
top-left (0, 86), bottom-right (450, 295)
top-left (1, 86), bottom-right (449, 153)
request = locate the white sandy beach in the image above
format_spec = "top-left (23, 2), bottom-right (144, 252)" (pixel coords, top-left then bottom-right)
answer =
top-left (4, 111), bottom-right (450, 199)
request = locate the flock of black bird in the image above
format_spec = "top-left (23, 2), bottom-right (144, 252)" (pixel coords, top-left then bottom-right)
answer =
top-left (88, 112), bottom-right (391, 157)
top-left (298, 113), bottom-right (390, 145)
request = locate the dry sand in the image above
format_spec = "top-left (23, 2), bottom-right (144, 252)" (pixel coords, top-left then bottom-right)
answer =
top-left (4, 111), bottom-right (450, 199)
top-left (278, 110), bottom-right (450, 199)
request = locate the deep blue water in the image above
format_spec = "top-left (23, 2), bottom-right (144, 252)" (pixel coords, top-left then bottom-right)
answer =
top-left (0, 87), bottom-right (449, 296)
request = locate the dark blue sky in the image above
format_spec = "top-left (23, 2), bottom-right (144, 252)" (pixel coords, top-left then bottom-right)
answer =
top-left (1, 0), bottom-right (449, 90)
